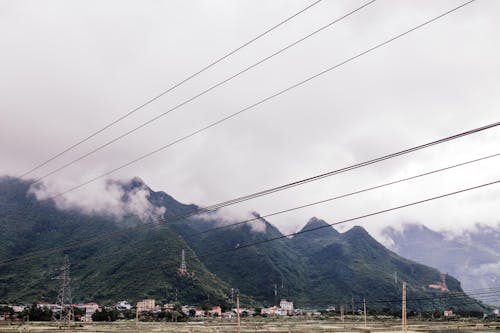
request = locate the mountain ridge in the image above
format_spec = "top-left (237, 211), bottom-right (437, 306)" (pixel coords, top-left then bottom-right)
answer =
top-left (383, 222), bottom-right (500, 306)
top-left (0, 176), bottom-right (488, 311)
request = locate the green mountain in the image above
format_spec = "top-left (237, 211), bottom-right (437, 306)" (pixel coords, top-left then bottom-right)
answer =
top-left (0, 176), bottom-right (488, 312)
top-left (169, 213), bottom-right (311, 305)
top-left (291, 220), bottom-right (473, 310)
top-left (0, 176), bottom-right (229, 305)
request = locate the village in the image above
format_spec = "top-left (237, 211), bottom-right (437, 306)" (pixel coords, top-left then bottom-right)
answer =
top-left (0, 298), bottom-right (305, 322)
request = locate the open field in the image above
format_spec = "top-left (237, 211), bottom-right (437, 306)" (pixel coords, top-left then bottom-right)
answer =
top-left (0, 319), bottom-right (499, 333)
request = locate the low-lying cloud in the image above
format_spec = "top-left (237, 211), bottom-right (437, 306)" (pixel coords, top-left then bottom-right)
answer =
top-left (198, 208), bottom-right (267, 233)
top-left (29, 178), bottom-right (166, 223)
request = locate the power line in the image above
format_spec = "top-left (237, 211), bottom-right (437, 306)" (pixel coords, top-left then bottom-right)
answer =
top-left (49, 117), bottom-right (500, 207)
top-left (18, 0), bottom-right (324, 179)
top-left (186, 152), bottom-right (500, 237)
top-left (39, 0), bottom-right (478, 199)
top-left (61, 150), bottom-right (500, 265)
top-left (30, 0), bottom-right (376, 185)
top-left (4, 144), bottom-right (498, 267)
top-left (124, 177), bottom-right (500, 274)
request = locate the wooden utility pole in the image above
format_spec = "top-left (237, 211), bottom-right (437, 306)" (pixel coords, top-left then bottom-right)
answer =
top-left (236, 294), bottom-right (241, 333)
top-left (402, 282), bottom-right (407, 333)
top-left (351, 295), bottom-right (356, 325)
top-left (352, 295), bottom-right (355, 317)
top-left (135, 305), bottom-right (139, 333)
top-left (363, 298), bottom-right (367, 327)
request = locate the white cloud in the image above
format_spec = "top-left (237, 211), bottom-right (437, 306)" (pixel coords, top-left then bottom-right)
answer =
top-left (1, 0), bottom-right (499, 240)
top-left (198, 208), bottom-right (267, 233)
top-left (28, 178), bottom-right (166, 222)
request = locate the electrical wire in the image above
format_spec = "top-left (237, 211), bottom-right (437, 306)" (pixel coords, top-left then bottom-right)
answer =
top-left (18, 0), bottom-right (324, 179)
top-left (38, 0), bottom-right (478, 200)
top-left (122, 177), bottom-right (500, 274)
top-left (30, 1), bottom-right (376, 186)
top-left (3, 147), bottom-right (498, 267)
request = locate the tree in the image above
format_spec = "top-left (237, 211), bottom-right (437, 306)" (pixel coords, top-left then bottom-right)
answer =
top-left (92, 308), bottom-right (117, 322)
top-left (22, 304), bottom-right (52, 321)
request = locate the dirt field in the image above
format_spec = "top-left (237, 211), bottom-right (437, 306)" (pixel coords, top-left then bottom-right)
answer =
top-left (0, 319), bottom-right (498, 333)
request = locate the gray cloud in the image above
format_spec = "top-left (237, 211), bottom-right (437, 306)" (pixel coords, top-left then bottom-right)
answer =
top-left (1, 0), bottom-right (499, 240)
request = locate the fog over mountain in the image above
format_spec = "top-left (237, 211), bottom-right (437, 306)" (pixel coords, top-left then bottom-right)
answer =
top-left (383, 223), bottom-right (500, 306)
top-left (0, 176), bottom-right (489, 312)
top-left (1, 0), bottom-right (500, 237)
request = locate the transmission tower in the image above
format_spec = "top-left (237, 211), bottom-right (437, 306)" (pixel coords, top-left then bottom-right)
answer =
top-left (53, 255), bottom-right (74, 325)
top-left (178, 249), bottom-right (187, 275)
top-left (274, 283), bottom-right (278, 307)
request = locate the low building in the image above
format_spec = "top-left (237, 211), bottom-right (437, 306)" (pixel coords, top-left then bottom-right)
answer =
top-left (12, 305), bottom-right (26, 313)
top-left (137, 299), bottom-right (155, 313)
top-left (209, 306), bottom-right (222, 317)
top-left (114, 300), bottom-right (131, 311)
top-left (82, 302), bottom-right (100, 322)
top-left (222, 311), bottom-right (235, 318)
top-left (195, 309), bottom-right (205, 317)
top-left (280, 299), bottom-right (294, 313)
top-left (181, 305), bottom-right (194, 316)
top-left (261, 306), bottom-right (278, 316)
top-left (37, 302), bottom-right (61, 313)
top-left (444, 310), bottom-right (454, 317)
top-left (36, 302), bottom-right (51, 309)
top-left (163, 303), bottom-right (175, 311)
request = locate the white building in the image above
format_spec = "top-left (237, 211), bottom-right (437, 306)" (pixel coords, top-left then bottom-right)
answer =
top-left (12, 305), bottom-right (26, 313)
top-left (444, 310), bottom-right (454, 317)
top-left (280, 299), bottom-right (294, 312)
top-left (114, 300), bottom-right (131, 311)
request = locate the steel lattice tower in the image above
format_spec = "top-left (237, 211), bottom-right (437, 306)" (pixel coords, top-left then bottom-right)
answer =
top-left (53, 255), bottom-right (74, 325)
top-left (178, 249), bottom-right (187, 275)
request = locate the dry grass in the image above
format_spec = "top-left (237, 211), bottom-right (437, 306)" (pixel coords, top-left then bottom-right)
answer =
top-left (0, 319), bottom-right (496, 333)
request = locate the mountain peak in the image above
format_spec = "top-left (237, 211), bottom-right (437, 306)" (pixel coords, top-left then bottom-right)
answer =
top-left (292, 217), bottom-right (339, 252)
top-left (300, 217), bottom-right (336, 233)
top-left (116, 177), bottom-right (148, 192)
top-left (345, 225), bottom-right (369, 235)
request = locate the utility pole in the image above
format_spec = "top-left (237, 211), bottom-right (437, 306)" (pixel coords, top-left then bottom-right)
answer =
top-left (53, 255), bottom-right (74, 327)
top-left (402, 282), bottom-right (407, 333)
top-left (352, 295), bottom-right (355, 320)
top-left (236, 294), bottom-right (241, 333)
top-left (363, 298), bottom-right (367, 327)
top-left (135, 305), bottom-right (139, 333)
top-left (340, 305), bottom-right (344, 323)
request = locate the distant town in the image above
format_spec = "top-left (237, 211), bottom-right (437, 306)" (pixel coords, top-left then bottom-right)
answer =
top-left (1, 298), bottom-right (499, 323)
top-left (0, 298), bottom-right (304, 322)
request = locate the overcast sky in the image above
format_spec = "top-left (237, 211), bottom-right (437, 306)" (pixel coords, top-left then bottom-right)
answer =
top-left (1, 0), bottom-right (499, 240)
